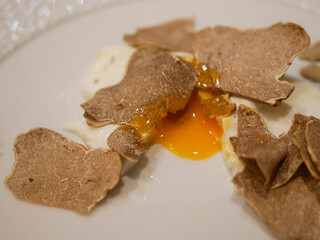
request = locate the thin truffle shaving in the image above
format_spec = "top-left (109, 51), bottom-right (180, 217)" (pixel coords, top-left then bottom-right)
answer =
top-left (107, 125), bottom-right (148, 162)
top-left (271, 114), bottom-right (306, 189)
top-left (124, 18), bottom-right (194, 52)
top-left (232, 105), bottom-right (287, 184)
top-left (305, 119), bottom-right (320, 173)
top-left (233, 159), bottom-right (320, 240)
top-left (5, 128), bottom-right (122, 213)
top-left (293, 117), bottom-right (320, 179)
top-left (81, 46), bottom-right (197, 127)
top-left (193, 22), bottom-right (310, 105)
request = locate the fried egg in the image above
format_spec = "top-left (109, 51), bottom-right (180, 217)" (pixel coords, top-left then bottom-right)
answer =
top-left (66, 45), bottom-right (320, 176)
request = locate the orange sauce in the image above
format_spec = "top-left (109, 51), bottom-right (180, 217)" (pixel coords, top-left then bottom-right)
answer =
top-left (256, 133), bottom-right (268, 144)
top-left (195, 62), bottom-right (221, 90)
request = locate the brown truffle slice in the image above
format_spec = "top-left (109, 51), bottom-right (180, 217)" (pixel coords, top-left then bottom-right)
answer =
top-left (271, 114), bottom-right (306, 189)
top-left (306, 118), bottom-right (320, 172)
top-left (293, 117), bottom-right (320, 179)
top-left (81, 46), bottom-right (197, 127)
top-left (124, 18), bottom-right (194, 52)
top-left (193, 22), bottom-right (310, 106)
top-left (107, 125), bottom-right (148, 162)
top-left (300, 41), bottom-right (320, 61)
top-left (5, 128), bottom-right (122, 213)
top-left (83, 111), bottom-right (110, 127)
top-left (233, 158), bottom-right (320, 240)
top-left (232, 105), bottom-right (287, 184)
top-left (300, 63), bottom-right (320, 83)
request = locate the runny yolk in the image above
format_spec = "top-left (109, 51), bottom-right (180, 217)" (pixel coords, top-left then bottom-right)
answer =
top-left (152, 89), bottom-right (224, 160)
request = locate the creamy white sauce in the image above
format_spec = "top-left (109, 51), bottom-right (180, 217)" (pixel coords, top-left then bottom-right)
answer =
top-left (64, 119), bottom-right (118, 149)
top-left (66, 45), bottom-right (137, 175)
top-left (81, 45), bottom-right (135, 100)
top-left (67, 45), bottom-right (136, 150)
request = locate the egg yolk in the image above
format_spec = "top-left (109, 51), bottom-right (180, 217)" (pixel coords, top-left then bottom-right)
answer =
top-left (152, 89), bottom-right (224, 160)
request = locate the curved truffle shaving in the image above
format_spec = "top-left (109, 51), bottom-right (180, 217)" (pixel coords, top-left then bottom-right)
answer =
top-left (124, 18), bottom-right (194, 52)
top-left (193, 22), bottom-right (310, 105)
top-left (271, 114), bottom-right (306, 189)
top-left (107, 125), bottom-right (148, 162)
top-left (233, 160), bottom-right (320, 240)
top-left (81, 46), bottom-right (197, 127)
top-left (293, 117), bottom-right (320, 180)
top-left (232, 105), bottom-right (287, 184)
top-left (306, 119), bottom-right (320, 173)
top-left (5, 128), bottom-right (122, 213)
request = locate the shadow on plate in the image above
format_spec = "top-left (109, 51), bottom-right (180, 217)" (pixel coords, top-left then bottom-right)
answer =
top-left (89, 155), bottom-right (151, 214)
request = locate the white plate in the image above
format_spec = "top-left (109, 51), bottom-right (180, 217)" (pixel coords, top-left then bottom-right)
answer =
top-left (1, 0), bottom-right (320, 239)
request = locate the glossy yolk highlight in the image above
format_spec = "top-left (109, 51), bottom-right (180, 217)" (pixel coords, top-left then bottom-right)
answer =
top-left (153, 89), bottom-right (223, 160)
